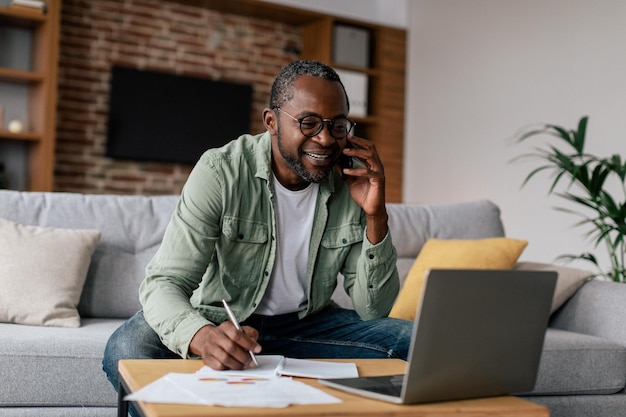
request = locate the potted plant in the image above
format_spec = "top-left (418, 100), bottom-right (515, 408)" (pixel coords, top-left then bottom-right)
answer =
top-left (514, 116), bottom-right (626, 282)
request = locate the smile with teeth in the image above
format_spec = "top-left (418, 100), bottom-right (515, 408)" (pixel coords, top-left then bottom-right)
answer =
top-left (304, 152), bottom-right (331, 160)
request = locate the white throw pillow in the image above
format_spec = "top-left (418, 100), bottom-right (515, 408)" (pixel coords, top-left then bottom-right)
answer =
top-left (0, 218), bottom-right (101, 327)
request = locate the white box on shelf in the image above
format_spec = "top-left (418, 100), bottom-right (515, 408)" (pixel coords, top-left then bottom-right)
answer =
top-left (333, 25), bottom-right (370, 68)
top-left (335, 69), bottom-right (368, 118)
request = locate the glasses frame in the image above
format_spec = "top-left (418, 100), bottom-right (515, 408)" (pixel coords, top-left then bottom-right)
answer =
top-left (274, 107), bottom-right (355, 140)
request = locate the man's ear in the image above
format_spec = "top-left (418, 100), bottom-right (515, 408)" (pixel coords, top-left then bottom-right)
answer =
top-left (262, 108), bottom-right (277, 134)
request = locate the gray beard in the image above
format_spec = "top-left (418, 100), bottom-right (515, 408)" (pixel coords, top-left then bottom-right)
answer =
top-left (276, 125), bottom-right (331, 184)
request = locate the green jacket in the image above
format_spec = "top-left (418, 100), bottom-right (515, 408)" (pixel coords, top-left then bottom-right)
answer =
top-left (140, 131), bottom-right (399, 357)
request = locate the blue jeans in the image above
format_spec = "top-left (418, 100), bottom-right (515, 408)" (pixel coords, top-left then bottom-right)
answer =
top-left (103, 307), bottom-right (411, 412)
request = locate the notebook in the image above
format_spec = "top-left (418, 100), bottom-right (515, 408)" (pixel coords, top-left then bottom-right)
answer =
top-left (196, 355), bottom-right (358, 379)
top-left (319, 268), bottom-right (557, 404)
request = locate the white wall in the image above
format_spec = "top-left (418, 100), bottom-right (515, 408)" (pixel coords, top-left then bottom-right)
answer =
top-left (405, 0), bottom-right (626, 269)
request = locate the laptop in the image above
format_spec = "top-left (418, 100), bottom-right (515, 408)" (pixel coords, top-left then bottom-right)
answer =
top-left (319, 269), bottom-right (557, 404)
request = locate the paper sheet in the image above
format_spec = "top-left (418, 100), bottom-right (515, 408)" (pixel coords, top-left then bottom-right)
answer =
top-left (125, 372), bottom-right (342, 407)
top-left (196, 355), bottom-right (285, 379)
top-left (196, 355), bottom-right (358, 379)
top-left (279, 357), bottom-right (359, 379)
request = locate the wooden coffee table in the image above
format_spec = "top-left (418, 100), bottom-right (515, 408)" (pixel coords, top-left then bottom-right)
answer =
top-left (118, 359), bottom-right (549, 417)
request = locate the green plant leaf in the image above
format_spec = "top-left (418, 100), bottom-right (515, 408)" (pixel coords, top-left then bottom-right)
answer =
top-left (573, 116), bottom-right (589, 154)
top-left (513, 116), bottom-right (626, 282)
top-left (589, 164), bottom-right (610, 198)
top-left (545, 124), bottom-right (575, 149)
top-left (515, 127), bottom-right (551, 143)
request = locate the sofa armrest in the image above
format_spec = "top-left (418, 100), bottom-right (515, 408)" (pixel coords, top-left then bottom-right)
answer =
top-left (551, 280), bottom-right (626, 347)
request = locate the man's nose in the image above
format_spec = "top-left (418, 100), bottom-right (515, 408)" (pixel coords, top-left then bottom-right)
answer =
top-left (312, 122), bottom-right (337, 146)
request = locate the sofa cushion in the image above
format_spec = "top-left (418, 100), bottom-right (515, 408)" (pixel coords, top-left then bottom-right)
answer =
top-left (0, 218), bottom-right (101, 328)
top-left (521, 393), bottom-right (626, 417)
top-left (386, 200), bottom-right (506, 261)
top-left (525, 328), bottom-right (626, 395)
top-left (0, 190), bottom-right (180, 319)
top-left (0, 319), bottom-right (122, 407)
top-left (388, 237), bottom-right (527, 320)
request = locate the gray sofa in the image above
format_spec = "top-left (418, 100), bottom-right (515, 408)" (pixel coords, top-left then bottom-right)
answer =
top-left (0, 189), bottom-right (625, 417)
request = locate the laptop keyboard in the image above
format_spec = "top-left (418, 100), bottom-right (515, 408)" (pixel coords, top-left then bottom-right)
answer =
top-left (360, 375), bottom-right (404, 397)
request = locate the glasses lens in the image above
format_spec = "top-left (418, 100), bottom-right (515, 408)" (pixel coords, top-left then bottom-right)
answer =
top-left (299, 115), bottom-right (323, 136)
top-left (296, 114), bottom-right (354, 139)
top-left (330, 119), bottom-right (352, 138)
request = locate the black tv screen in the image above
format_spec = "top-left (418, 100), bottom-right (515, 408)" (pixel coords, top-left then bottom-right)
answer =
top-left (106, 66), bottom-right (253, 165)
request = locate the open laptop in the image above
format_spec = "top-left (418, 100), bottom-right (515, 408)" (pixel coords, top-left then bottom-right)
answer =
top-left (319, 269), bottom-right (557, 404)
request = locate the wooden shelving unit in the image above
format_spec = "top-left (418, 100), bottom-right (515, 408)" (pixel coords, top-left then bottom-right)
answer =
top-left (0, 0), bottom-right (60, 191)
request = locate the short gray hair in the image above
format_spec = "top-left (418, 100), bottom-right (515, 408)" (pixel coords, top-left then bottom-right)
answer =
top-left (269, 60), bottom-right (350, 111)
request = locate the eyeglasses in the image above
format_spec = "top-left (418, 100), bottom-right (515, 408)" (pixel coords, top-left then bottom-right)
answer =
top-left (275, 107), bottom-right (355, 140)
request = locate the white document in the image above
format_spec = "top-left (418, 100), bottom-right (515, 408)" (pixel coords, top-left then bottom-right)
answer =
top-left (125, 372), bottom-right (342, 408)
top-left (196, 355), bottom-right (358, 379)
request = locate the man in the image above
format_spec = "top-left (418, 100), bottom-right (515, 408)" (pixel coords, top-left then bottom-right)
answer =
top-left (103, 60), bottom-right (411, 391)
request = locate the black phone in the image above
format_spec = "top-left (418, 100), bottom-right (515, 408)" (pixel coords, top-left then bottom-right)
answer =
top-left (338, 153), bottom-right (353, 181)
top-left (338, 141), bottom-right (354, 168)
top-left (338, 153), bottom-right (353, 170)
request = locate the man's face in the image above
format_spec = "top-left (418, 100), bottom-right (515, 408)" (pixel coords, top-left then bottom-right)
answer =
top-left (269, 75), bottom-right (349, 190)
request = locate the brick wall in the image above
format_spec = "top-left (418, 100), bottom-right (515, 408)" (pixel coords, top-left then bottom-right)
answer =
top-left (55, 0), bottom-right (301, 194)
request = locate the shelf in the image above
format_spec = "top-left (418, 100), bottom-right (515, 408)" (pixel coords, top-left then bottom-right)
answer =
top-left (0, 129), bottom-right (41, 142)
top-left (332, 64), bottom-right (379, 77)
top-left (0, 6), bottom-right (47, 26)
top-left (0, 67), bottom-right (45, 83)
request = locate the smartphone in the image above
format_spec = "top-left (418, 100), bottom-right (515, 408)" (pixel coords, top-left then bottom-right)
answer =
top-left (338, 153), bottom-right (353, 170)
top-left (337, 153), bottom-right (353, 181)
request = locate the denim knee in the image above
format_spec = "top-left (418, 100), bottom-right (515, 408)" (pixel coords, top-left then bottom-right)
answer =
top-left (102, 311), bottom-right (177, 392)
top-left (381, 317), bottom-right (413, 360)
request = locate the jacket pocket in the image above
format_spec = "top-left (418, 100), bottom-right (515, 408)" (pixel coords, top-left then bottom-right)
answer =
top-left (220, 216), bottom-right (269, 286)
top-left (317, 223), bottom-right (363, 290)
top-left (321, 223), bottom-right (363, 249)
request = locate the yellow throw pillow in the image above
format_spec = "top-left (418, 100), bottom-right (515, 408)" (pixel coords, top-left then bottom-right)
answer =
top-left (388, 237), bottom-right (528, 320)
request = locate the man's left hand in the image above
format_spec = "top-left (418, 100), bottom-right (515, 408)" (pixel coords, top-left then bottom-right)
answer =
top-left (340, 135), bottom-right (389, 244)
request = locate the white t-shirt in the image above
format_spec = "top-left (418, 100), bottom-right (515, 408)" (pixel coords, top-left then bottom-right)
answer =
top-left (254, 178), bottom-right (319, 315)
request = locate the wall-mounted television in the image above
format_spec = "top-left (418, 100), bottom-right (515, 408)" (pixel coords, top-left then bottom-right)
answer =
top-left (106, 66), bottom-right (253, 165)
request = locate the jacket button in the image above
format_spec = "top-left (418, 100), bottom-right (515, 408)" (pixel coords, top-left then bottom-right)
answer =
top-left (342, 238), bottom-right (347, 244)
top-left (238, 233), bottom-right (244, 239)
top-left (369, 254), bottom-right (375, 259)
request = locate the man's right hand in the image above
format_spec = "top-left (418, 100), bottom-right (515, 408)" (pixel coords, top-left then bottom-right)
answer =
top-left (189, 323), bottom-right (261, 370)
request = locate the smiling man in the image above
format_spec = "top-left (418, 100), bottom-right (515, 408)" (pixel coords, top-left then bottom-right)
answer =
top-left (103, 61), bottom-right (412, 399)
